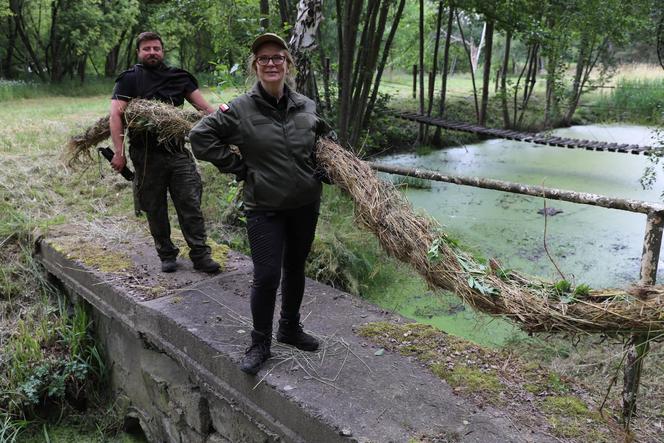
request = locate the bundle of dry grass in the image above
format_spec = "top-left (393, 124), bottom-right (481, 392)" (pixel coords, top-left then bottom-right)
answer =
top-left (67, 100), bottom-right (664, 335)
top-left (124, 99), bottom-right (202, 144)
top-left (315, 138), bottom-right (664, 335)
top-left (65, 99), bottom-right (202, 167)
top-left (66, 116), bottom-right (113, 167)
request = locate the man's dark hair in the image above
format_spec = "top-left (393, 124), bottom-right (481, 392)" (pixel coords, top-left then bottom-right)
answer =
top-left (136, 32), bottom-right (163, 50)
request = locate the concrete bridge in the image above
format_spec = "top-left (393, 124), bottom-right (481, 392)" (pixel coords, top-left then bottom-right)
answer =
top-left (36, 223), bottom-right (557, 443)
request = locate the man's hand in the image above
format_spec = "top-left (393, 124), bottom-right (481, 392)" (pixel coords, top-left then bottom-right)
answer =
top-left (111, 152), bottom-right (127, 172)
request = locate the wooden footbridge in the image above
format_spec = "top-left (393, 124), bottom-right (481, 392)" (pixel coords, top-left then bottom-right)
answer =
top-left (397, 112), bottom-right (657, 155)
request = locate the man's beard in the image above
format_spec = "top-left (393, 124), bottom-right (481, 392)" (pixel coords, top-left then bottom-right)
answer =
top-left (140, 57), bottom-right (163, 69)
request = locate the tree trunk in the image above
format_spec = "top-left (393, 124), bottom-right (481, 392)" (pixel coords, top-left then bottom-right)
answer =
top-left (471, 21), bottom-right (486, 74)
top-left (456, 11), bottom-right (479, 123)
top-left (317, 29), bottom-right (331, 113)
top-left (563, 36), bottom-right (603, 126)
top-left (278, 0), bottom-right (295, 28)
top-left (364, 0), bottom-right (406, 127)
top-left (289, 0), bottom-right (323, 99)
top-left (349, 0), bottom-right (390, 146)
top-left (423, 1), bottom-right (443, 143)
top-left (500, 30), bottom-right (512, 128)
top-left (427, 1), bottom-right (443, 119)
top-left (417, 0), bottom-right (425, 143)
top-left (2, 16), bottom-right (18, 78)
top-left (516, 43), bottom-right (539, 128)
top-left (48, 0), bottom-right (63, 82)
top-left (77, 55), bottom-right (87, 83)
top-left (479, 20), bottom-right (494, 126)
top-left (10, 0), bottom-right (47, 81)
top-left (432, 6), bottom-right (455, 145)
top-left (260, 0), bottom-right (270, 30)
top-left (337, 0), bottom-right (363, 145)
top-left (105, 29), bottom-right (128, 77)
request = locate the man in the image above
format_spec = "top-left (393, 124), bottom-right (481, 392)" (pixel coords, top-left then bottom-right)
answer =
top-left (110, 31), bottom-right (220, 274)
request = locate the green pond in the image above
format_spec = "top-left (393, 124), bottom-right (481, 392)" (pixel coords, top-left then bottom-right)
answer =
top-left (376, 124), bottom-right (661, 347)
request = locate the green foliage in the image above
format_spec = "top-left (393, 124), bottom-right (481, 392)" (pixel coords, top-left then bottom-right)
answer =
top-left (207, 61), bottom-right (244, 93)
top-left (426, 237), bottom-right (446, 264)
top-left (1, 296), bottom-right (105, 419)
top-left (573, 283), bottom-right (591, 298)
top-left (552, 280), bottom-right (593, 303)
top-left (306, 187), bottom-right (374, 295)
top-left (2, 0), bottom-right (139, 82)
top-left (148, 0), bottom-right (261, 73)
top-left (592, 78), bottom-right (664, 125)
top-left (553, 280), bottom-right (572, 296)
top-left (547, 373), bottom-right (570, 393)
top-left (0, 413), bottom-right (24, 443)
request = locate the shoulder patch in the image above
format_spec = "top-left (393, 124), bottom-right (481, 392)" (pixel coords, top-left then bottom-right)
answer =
top-left (219, 103), bottom-right (230, 112)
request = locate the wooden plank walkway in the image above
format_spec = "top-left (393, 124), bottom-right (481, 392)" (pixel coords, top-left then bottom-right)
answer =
top-left (397, 112), bottom-right (656, 155)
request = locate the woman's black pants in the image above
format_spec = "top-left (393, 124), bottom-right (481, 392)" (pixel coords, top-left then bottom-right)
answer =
top-left (245, 201), bottom-right (319, 335)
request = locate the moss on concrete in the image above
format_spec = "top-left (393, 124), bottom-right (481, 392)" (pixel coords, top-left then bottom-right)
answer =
top-left (431, 364), bottom-right (502, 394)
top-left (171, 228), bottom-right (230, 271)
top-left (357, 320), bottom-right (623, 442)
top-left (52, 239), bottom-right (133, 273)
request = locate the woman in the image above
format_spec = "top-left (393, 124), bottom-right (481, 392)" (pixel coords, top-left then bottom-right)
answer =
top-left (189, 33), bottom-right (328, 375)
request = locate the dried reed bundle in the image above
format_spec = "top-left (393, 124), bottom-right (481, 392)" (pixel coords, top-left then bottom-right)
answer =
top-left (65, 99), bottom-right (202, 167)
top-left (315, 138), bottom-right (664, 335)
top-left (66, 116), bottom-right (112, 167)
top-left (124, 99), bottom-right (202, 145)
top-left (67, 100), bottom-right (664, 335)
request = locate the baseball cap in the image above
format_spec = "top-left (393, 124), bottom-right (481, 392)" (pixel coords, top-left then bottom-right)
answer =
top-left (251, 33), bottom-right (288, 54)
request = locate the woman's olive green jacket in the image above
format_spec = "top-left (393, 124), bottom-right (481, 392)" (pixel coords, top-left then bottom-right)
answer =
top-left (189, 83), bottom-right (328, 211)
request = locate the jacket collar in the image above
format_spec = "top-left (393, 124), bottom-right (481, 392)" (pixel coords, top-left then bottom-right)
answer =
top-left (249, 82), bottom-right (306, 112)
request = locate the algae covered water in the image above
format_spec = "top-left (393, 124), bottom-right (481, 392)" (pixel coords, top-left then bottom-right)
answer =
top-left (377, 124), bottom-right (661, 346)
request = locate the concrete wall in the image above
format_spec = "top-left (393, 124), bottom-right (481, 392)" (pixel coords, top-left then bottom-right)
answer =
top-left (37, 227), bottom-right (555, 443)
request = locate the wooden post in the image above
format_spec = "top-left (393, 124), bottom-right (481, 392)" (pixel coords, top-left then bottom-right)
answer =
top-left (622, 210), bottom-right (664, 426)
top-left (413, 64), bottom-right (417, 99)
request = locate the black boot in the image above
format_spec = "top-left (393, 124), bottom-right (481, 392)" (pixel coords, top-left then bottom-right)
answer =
top-left (161, 258), bottom-right (177, 273)
top-left (240, 330), bottom-right (272, 375)
top-left (276, 315), bottom-right (319, 352)
top-left (192, 256), bottom-right (221, 274)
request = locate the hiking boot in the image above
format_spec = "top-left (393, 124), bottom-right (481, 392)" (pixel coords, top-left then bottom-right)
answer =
top-left (192, 256), bottom-right (221, 274)
top-left (240, 331), bottom-right (272, 375)
top-left (277, 316), bottom-right (319, 352)
top-left (161, 259), bottom-right (177, 273)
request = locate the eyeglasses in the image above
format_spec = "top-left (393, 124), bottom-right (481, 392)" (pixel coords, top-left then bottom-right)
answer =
top-left (256, 55), bottom-right (286, 66)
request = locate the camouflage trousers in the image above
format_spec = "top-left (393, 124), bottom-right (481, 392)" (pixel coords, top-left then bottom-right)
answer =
top-left (129, 145), bottom-right (211, 262)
